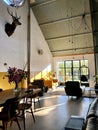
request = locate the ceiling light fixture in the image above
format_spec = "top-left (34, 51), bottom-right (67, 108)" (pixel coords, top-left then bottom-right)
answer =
top-left (3, 0), bottom-right (25, 7)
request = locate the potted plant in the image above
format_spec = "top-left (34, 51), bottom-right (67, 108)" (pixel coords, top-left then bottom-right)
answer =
top-left (4, 63), bottom-right (27, 91)
top-left (93, 75), bottom-right (98, 94)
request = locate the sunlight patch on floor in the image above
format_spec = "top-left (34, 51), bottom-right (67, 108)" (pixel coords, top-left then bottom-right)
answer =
top-left (40, 95), bottom-right (61, 100)
top-left (34, 102), bottom-right (66, 116)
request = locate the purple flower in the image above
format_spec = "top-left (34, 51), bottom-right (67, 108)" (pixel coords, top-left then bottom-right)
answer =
top-left (6, 67), bottom-right (27, 83)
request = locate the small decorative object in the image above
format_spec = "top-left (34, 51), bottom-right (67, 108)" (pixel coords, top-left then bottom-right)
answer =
top-left (38, 49), bottom-right (43, 55)
top-left (4, 63), bottom-right (27, 91)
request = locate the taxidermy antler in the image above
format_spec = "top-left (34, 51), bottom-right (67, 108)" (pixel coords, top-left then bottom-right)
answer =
top-left (5, 7), bottom-right (21, 37)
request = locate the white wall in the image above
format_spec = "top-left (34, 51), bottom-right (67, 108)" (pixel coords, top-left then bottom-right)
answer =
top-left (0, 1), bottom-right (28, 71)
top-left (0, 1), bottom-right (53, 74)
top-left (53, 54), bottom-right (95, 87)
top-left (30, 9), bottom-right (53, 77)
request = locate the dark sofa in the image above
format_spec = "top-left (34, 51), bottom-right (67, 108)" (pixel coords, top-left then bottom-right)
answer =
top-left (31, 79), bottom-right (44, 96)
top-left (64, 81), bottom-right (82, 98)
top-left (85, 98), bottom-right (98, 130)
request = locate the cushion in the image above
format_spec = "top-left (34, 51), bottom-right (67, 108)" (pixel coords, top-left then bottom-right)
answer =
top-left (87, 98), bottom-right (98, 118)
top-left (86, 117), bottom-right (98, 130)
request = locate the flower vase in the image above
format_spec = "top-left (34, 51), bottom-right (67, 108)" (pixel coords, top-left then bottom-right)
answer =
top-left (14, 82), bottom-right (19, 92)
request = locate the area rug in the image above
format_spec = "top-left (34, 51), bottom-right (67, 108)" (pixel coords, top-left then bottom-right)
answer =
top-left (46, 86), bottom-right (96, 98)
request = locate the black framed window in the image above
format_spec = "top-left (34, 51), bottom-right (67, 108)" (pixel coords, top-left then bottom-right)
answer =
top-left (57, 60), bottom-right (89, 83)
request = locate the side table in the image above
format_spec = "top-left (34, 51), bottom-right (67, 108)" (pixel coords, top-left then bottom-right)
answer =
top-left (65, 115), bottom-right (85, 130)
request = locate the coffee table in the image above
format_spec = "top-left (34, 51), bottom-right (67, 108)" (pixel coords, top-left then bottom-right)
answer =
top-left (65, 115), bottom-right (85, 130)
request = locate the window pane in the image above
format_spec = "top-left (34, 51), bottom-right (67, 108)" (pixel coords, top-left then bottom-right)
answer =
top-left (66, 68), bottom-right (72, 76)
top-left (73, 68), bottom-right (79, 76)
top-left (58, 76), bottom-right (65, 82)
top-left (80, 60), bottom-right (89, 76)
top-left (58, 62), bottom-right (64, 68)
top-left (66, 61), bottom-right (72, 67)
top-left (73, 61), bottom-right (79, 67)
top-left (65, 76), bottom-right (72, 81)
top-left (73, 76), bottom-right (79, 81)
top-left (58, 69), bottom-right (65, 75)
top-left (81, 68), bottom-right (88, 75)
top-left (81, 60), bottom-right (88, 66)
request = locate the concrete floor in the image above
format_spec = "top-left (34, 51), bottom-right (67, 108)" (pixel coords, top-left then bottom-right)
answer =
top-left (5, 87), bottom-right (94, 130)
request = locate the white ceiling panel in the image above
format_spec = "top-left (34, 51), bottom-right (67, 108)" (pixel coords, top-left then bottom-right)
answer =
top-left (31, 0), bottom-right (94, 57)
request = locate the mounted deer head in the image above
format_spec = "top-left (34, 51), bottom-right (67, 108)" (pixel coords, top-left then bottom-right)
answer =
top-left (5, 8), bottom-right (22, 37)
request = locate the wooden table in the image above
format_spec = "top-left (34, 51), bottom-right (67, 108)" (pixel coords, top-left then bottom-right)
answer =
top-left (0, 88), bottom-right (41, 105)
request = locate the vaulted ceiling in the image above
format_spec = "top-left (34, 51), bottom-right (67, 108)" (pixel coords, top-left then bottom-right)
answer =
top-left (30, 0), bottom-right (94, 57)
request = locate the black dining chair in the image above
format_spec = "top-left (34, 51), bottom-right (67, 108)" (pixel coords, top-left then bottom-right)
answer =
top-left (0, 97), bottom-right (21, 130)
top-left (27, 86), bottom-right (41, 111)
top-left (80, 75), bottom-right (89, 87)
top-left (18, 90), bottom-right (35, 130)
